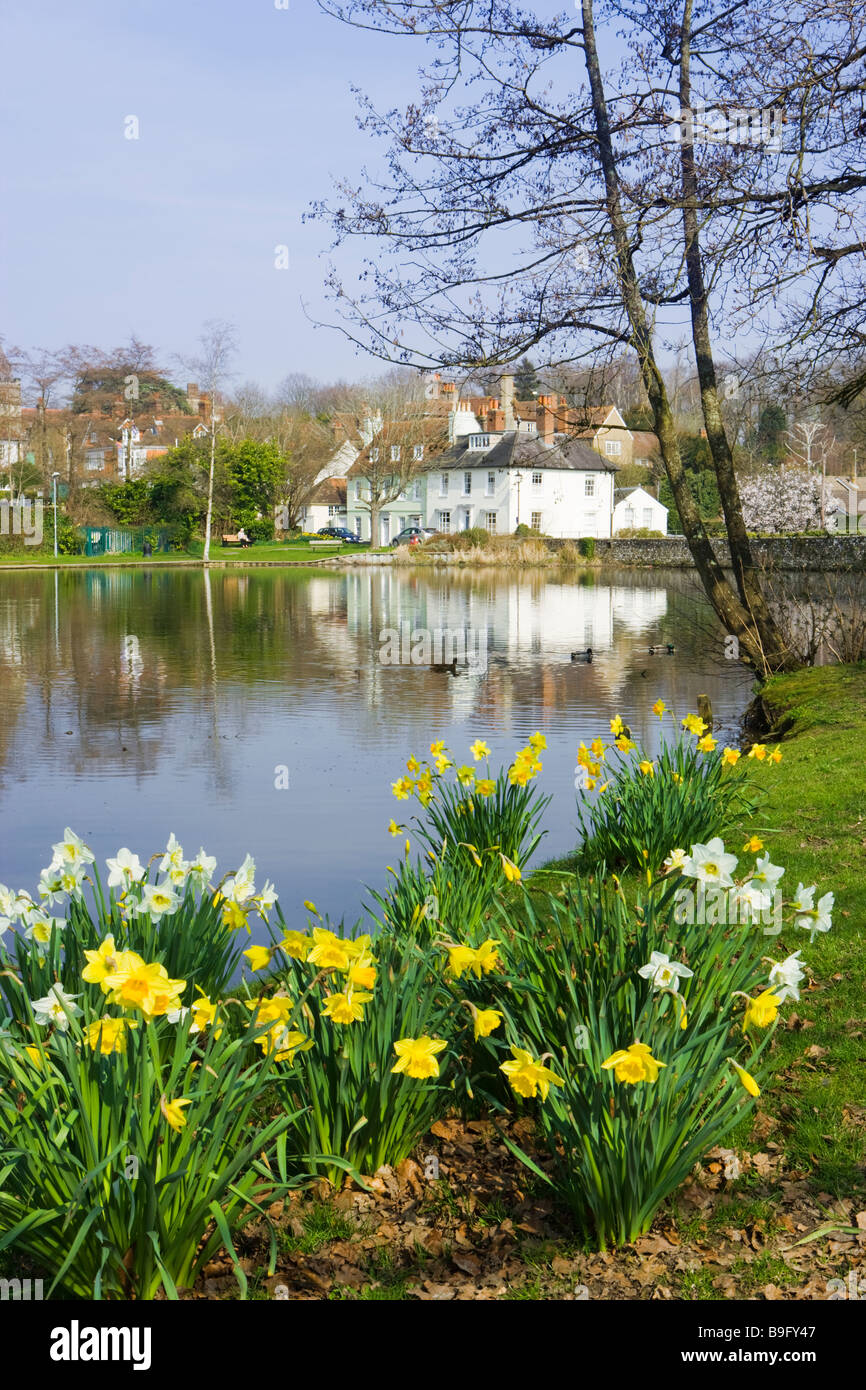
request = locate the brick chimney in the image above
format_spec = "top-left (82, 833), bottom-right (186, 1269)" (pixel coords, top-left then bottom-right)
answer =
top-left (187, 382), bottom-right (200, 412)
top-left (500, 374), bottom-right (515, 431)
top-left (440, 381), bottom-right (456, 397)
top-left (539, 404), bottom-right (554, 444)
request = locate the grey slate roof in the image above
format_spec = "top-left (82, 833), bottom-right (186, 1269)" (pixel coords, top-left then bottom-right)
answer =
top-left (428, 431), bottom-right (619, 473)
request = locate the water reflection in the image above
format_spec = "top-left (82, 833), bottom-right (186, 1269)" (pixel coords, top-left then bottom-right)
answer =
top-left (0, 566), bottom-right (753, 932)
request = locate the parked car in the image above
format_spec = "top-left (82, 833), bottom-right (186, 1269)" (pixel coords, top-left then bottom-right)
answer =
top-left (390, 526), bottom-right (437, 548)
top-left (315, 526), bottom-right (365, 544)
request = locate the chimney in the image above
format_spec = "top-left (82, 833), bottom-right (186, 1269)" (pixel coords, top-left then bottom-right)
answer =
top-left (187, 382), bottom-right (200, 412)
top-left (539, 404), bottom-right (554, 445)
top-left (500, 374), bottom-right (515, 431)
top-left (441, 381), bottom-right (456, 397)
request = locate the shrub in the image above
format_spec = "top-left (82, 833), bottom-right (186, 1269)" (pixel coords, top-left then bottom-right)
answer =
top-left (488, 842), bottom-right (832, 1247)
top-left (578, 537), bottom-right (596, 559)
top-left (514, 523), bottom-right (532, 538)
top-left (558, 540), bottom-right (580, 566)
top-left (613, 527), bottom-right (665, 539)
top-left (576, 708), bottom-right (768, 874)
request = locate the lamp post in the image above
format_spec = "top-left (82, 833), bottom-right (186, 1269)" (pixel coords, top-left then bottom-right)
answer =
top-left (515, 471), bottom-right (523, 528)
top-left (52, 472), bottom-right (60, 557)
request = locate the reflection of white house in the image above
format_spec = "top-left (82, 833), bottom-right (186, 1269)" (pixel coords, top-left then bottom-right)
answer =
top-left (610, 585), bottom-right (669, 635)
top-left (613, 486), bottom-right (668, 535)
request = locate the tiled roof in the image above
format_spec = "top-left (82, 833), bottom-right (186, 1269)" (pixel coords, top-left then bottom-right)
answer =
top-left (428, 432), bottom-right (619, 472)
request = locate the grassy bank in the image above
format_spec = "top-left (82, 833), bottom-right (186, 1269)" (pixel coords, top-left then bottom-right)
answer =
top-left (0, 540), bottom-right (391, 568)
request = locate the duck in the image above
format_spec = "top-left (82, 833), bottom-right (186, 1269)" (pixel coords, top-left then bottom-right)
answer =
top-left (430, 658), bottom-right (459, 674)
top-left (571, 647), bottom-right (593, 663)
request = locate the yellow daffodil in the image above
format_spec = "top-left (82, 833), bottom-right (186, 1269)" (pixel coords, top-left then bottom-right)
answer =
top-left (456, 765), bottom-right (476, 787)
top-left (500, 1047), bottom-right (564, 1101)
top-left (24, 1044), bottom-right (45, 1070)
top-left (191, 992), bottom-right (219, 1030)
top-left (528, 732), bottom-right (547, 753)
top-left (406, 755), bottom-right (420, 774)
top-left (392, 1036), bottom-right (448, 1079)
top-left (500, 853), bottom-right (521, 882)
top-left (769, 748), bottom-right (783, 764)
top-left (472, 1008), bottom-right (503, 1040)
top-left (322, 989), bottom-right (373, 1024)
top-left (434, 754), bottom-right (452, 773)
top-left (615, 735), bottom-right (636, 753)
top-left (243, 945), bottom-right (273, 972)
top-left (260, 1026), bottom-right (312, 1063)
top-left (638, 760), bottom-right (655, 778)
top-left (280, 930), bottom-right (310, 961)
top-left (470, 739), bottom-right (491, 761)
top-left (601, 1041), bottom-right (667, 1084)
top-left (102, 954), bottom-right (186, 1019)
top-left (610, 715), bottom-right (624, 736)
top-left (697, 734), bottom-right (717, 753)
top-left (392, 777), bottom-right (413, 800)
top-left (671, 771), bottom-right (683, 785)
top-left (308, 927), bottom-right (353, 971)
top-left (471, 940), bottom-right (501, 977)
top-left (446, 944), bottom-right (478, 979)
top-left (590, 738), bottom-right (606, 760)
top-left (303, 900), bottom-right (319, 914)
top-left (81, 935), bottom-right (126, 991)
top-left (387, 819), bottom-right (400, 836)
top-left (742, 835), bottom-right (764, 853)
top-left (652, 699), bottom-right (666, 718)
top-left (246, 995), bottom-right (293, 1027)
top-left (729, 1059), bottom-right (761, 1097)
top-left (221, 899), bottom-right (249, 932)
top-left (160, 1095), bottom-right (191, 1133)
top-left (741, 988), bottom-right (782, 1032)
top-left (722, 747), bottom-right (741, 767)
top-left (747, 743), bottom-right (767, 761)
top-left (85, 1015), bottom-right (137, 1055)
top-left (682, 713), bottom-right (707, 736)
top-left (430, 740), bottom-right (446, 756)
top-left (462, 842), bottom-right (483, 867)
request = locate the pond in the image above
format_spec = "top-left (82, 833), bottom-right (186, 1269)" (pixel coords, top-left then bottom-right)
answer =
top-left (0, 565), bottom-right (754, 938)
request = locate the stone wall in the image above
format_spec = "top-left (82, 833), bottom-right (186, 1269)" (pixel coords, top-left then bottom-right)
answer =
top-left (591, 535), bottom-right (866, 571)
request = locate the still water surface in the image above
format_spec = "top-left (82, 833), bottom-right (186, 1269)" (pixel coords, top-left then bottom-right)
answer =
top-left (0, 565), bottom-right (754, 936)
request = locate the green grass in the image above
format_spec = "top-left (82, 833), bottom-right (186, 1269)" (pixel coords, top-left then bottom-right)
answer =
top-left (0, 539), bottom-right (391, 567)
top-left (276, 1202), bottom-right (358, 1256)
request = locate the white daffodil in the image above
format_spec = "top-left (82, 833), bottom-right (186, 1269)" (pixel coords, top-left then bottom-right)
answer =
top-left (106, 848), bottom-right (146, 890)
top-left (224, 853), bottom-right (256, 905)
top-left (37, 867), bottom-right (68, 907)
top-left (791, 883), bottom-right (815, 914)
top-left (795, 889), bottom-right (834, 942)
top-left (188, 850), bottom-right (217, 886)
top-left (256, 881), bottom-right (278, 915)
top-left (166, 1006), bottom-right (192, 1027)
top-left (768, 951), bottom-right (806, 1003)
top-left (637, 951), bottom-right (694, 993)
top-left (158, 833), bottom-right (189, 883)
top-left (57, 863), bottom-right (87, 899)
top-left (749, 853), bottom-right (785, 893)
top-left (732, 883), bottom-right (774, 921)
top-left (50, 828), bottom-right (95, 871)
top-left (31, 985), bottom-right (82, 1031)
top-left (0, 884), bottom-right (29, 934)
top-left (663, 848), bottom-right (687, 873)
top-left (137, 881), bottom-right (181, 919)
top-left (681, 837), bottom-right (738, 889)
top-left (24, 912), bottom-right (65, 946)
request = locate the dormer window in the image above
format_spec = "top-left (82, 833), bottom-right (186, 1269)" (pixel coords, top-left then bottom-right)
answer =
top-left (468, 433), bottom-right (491, 450)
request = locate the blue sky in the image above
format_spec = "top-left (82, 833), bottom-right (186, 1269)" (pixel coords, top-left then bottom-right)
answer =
top-left (2, 0), bottom-right (451, 389)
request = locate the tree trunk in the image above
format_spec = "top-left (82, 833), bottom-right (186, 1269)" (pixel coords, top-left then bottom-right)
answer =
top-left (581, 0), bottom-right (775, 673)
top-left (369, 498), bottom-right (379, 548)
top-left (677, 1), bottom-right (790, 670)
top-left (203, 426), bottom-right (215, 562)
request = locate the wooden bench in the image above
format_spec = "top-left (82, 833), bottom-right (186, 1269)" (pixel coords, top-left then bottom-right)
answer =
top-left (221, 534), bottom-right (252, 548)
top-left (309, 538), bottom-right (342, 548)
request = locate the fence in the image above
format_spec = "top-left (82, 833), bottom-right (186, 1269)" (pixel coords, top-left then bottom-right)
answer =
top-left (82, 526), bottom-right (183, 557)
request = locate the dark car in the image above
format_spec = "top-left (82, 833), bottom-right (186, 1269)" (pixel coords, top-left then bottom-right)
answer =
top-left (316, 526), bottom-right (365, 543)
top-left (390, 526), bottom-right (436, 548)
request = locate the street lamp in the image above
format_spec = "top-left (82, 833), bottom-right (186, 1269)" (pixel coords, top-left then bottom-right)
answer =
top-left (514, 471), bottom-right (524, 528)
top-left (52, 472), bottom-right (60, 557)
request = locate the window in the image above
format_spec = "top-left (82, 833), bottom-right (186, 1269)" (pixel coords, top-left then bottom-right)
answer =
top-left (328, 504), bottom-right (341, 517)
top-left (355, 481), bottom-right (363, 499)
top-left (413, 444), bottom-right (424, 461)
top-left (462, 508), bottom-right (472, 529)
top-left (642, 507), bottom-right (653, 528)
top-left (86, 459), bottom-right (103, 472)
top-left (469, 433), bottom-right (490, 450)
top-left (532, 471), bottom-right (542, 487)
top-left (486, 511), bottom-right (497, 532)
top-left (438, 510), bottom-right (451, 532)
top-left (353, 516), bottom-right (361, 535)
top-left (604, 440), bottom-right (621, 456)
top-left (531, 511), bottom-right (542, 531)
top-left (390, 445), bottom-right (401, 462)
top-left (440, 472), bottom-right (449, 495)
top-left (463, 471), bottom-right (472, 495)
top-left (370, 447), bottom-right (379, 462)
top-left (585, 475), bottom-right (595, 496)
top-left (486, 471), bottom-right (496, 496)
top-left (625, 507), bottom-right (636, 527)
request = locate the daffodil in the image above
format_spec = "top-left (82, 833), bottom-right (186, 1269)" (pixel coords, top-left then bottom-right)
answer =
top-left (638, 759), bottom-right (655, 778)
top-left (663, 847), bottom-right (687, 873)
top-left (51, 828), bottom-right (95, 872)
top-left (500, 853), bottom-right (521, 882)
top-left (697, 734), bottom-right (717, 753)
top-left (105, 849), bottom-right (146, 890)
top-left (191, 992), bottom-right (219, 1032)
top-left (769, 748), bottom-right (783, 764)
top-left (741, 988), bottom-right (783, 1032)
top-left (103, 955), bottom-right (186, 1019)
top-left (31, 985), bottom-right (82, 1032)
top-left (670, 771), bottom-right (683, 785)
top-left (682, 713), bottom-right (707, 736)
top-left (652, 699), bottom-right (666, 718)
top-left (392, 777), bottom-right (413, 800)
top-left (429, 740), bottom-right (446, 757)
top-left (590, 738), bottom-right (606, 760)
top-left (722, 747), bottom-right (741, 767)
top-left (160, 1095), bottom-right (191, 1133)
top-left (322, 989), bottom-right (373, 1024)
top-left (601, 1042), bottom-right (666, 1084)
top-left (528, 732), bottom-right (547, 753)
top-left (387, 819), bottom-right (400, 836)
top-left (791, 884), bottom-right (834, 940)
top-left (681, 837), bottom-right (738, 888)
top-left (456, 765), bottom-right (476, 787)
top-left (137, 882), bottom-right (181, 920)
top-left (637, 952), bottom-right (693, 993)
top-left (85, 1016), bottom-right (137, 1055)
top-left (729, 1059), bottom-right (761, 1097)
top-left (471, 940), bottom-right (501, 977)
top-left (470, 739), bottom-right (491, 761)
top-left (615, 735), bottom-right (636, 753)
top-left (747, 743), bottom-right (767, 761)
top-left (243, 945), bottom-right (273, 972)
top-left (610, 715), bottom-right (625, 736)
top-left (500, 1046), bottom-right (564, 1100)
top-left (347, 954), bottom-right (377, 989)
top-left (742, 835), bottom-right (764, 853)
top-left (470, 1007), bottom-right (502, 1040)
top-left (392, 1036), bottom-right (448, 1079)
top-left (308, 927), bottom-right (353, 970)
top-left (446, 944), bottom-right (478, 979)
top-left (24, 1044), bottom-right (45, 1070)
top-left (767, 951), bottom-right (805, 1002)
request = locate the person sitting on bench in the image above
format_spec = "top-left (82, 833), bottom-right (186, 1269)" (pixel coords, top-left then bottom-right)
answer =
top-left (237, 527), bottom-right (251, 548)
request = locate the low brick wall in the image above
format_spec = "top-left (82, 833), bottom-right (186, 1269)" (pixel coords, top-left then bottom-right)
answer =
top-left (593, 535), bottom-right (866, 571)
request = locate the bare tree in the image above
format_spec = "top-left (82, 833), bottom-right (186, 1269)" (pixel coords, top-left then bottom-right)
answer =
top-left (177, 322), bottom-right (238, 560)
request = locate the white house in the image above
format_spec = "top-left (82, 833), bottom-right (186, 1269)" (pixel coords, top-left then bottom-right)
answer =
top-left (612, 486), bottom-right (668, 535)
